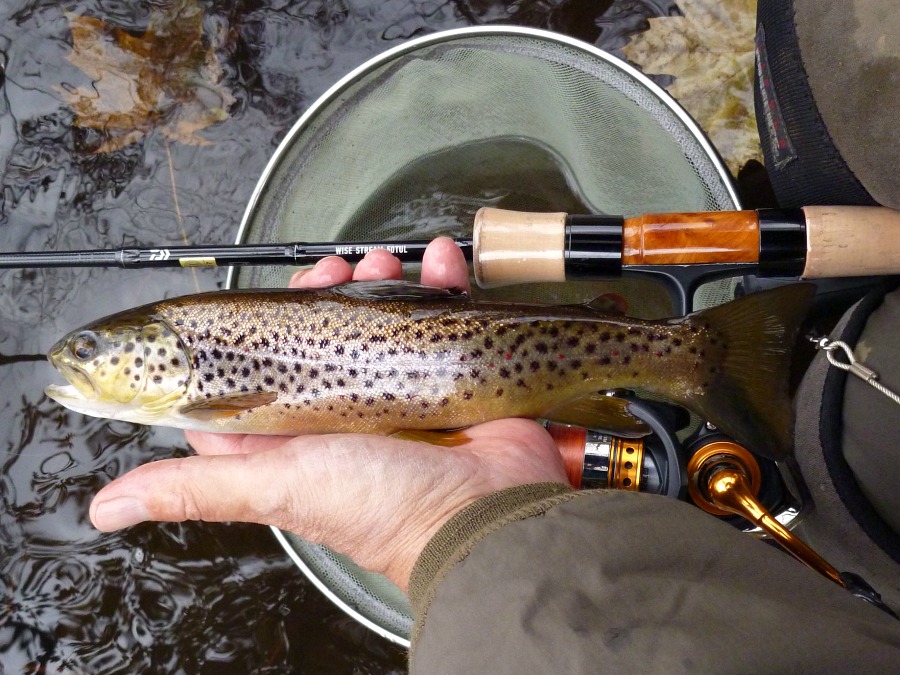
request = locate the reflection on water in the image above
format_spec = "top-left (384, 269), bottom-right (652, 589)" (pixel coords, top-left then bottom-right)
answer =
top-left (0, 1), bottom-right (674, 671)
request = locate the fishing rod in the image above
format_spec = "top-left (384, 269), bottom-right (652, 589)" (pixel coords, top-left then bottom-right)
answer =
top-left (3, 206), bottom-right (899, 289)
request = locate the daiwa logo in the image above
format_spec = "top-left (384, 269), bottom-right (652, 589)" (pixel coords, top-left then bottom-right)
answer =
top-left (149, 249), bottom-right (171, 261)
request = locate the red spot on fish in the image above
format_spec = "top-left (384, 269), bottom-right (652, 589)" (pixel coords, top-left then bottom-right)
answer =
top-left (655, 351), bottom-right (663, 357)
top-left (557, 354), bottom-right (564, 360)
top-left (505, 353), bottom-right (512, 360)
top-left (612, 350), bottom-right (619, 357)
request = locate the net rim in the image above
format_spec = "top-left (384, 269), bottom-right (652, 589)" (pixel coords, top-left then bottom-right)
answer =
top-left (227, 26), bottom-right (742, 647)
top-left (226, 25), bottom-right (738, 290)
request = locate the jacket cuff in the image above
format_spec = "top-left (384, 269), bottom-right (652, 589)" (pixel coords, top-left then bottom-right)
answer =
top-left (408, 482), bottom-right (578, 643)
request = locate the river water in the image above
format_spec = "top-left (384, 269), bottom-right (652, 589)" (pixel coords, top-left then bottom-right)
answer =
top-left (0, 1), bottom-right (677, 672)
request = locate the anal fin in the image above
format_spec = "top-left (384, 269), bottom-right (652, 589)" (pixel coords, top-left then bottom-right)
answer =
top-left (541, 393), bottom-right (651, 437)
top-left (390, 429), bottom-right (471, 447)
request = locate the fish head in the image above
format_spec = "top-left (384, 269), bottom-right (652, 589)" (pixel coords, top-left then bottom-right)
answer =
top-left (46, 313), bottom-right (191, 422)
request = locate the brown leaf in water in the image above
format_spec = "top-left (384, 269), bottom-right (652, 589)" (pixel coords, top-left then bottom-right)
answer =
top-left (623, 0), bottom-right (761, 175)
top-left (60, 0), bottom-right (235, 153)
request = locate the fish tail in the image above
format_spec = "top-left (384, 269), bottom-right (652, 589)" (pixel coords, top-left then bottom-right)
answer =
top-left (682, 283), bottom-right (815, 460)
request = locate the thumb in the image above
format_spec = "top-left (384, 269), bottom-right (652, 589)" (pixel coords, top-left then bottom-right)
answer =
top-left (89, 450), bottom-right (309, 532)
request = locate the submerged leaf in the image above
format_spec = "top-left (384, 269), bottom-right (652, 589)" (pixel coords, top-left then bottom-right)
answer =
top-left (623, 0), bottom-right (760, 175)
top-left (59, 0), bottom-right (234, 153)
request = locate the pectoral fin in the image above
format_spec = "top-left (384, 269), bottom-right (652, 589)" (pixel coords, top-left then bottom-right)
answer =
top-left (178, 391), bottom-right (278, 421)
top-left (541, 393), bottom-right (650, 436)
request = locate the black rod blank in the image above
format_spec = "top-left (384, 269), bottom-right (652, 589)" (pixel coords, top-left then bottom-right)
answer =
top-left (0, 240), bottom-right (475, 270)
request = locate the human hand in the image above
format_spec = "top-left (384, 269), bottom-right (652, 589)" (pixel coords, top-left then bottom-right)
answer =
top-left (89, 238), bottom-right (568, 590)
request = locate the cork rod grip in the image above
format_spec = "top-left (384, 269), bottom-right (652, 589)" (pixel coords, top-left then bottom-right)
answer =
top-left (472, 207), bottom-right (567, 288)
top-left (802, 206), bottom-right (900, 278)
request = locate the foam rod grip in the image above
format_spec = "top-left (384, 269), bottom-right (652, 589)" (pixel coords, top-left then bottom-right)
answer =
top-left (803, 206), bottom-right (900, 278)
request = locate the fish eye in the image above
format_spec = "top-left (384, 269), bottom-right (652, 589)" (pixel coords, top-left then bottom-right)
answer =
top-left (71, 332), bottom-right (98, 361)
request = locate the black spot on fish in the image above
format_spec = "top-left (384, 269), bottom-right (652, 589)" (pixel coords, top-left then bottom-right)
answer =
top-left (226, 378), bottom-right (236, 388)
top-left (157, 348), bottom-right (167, 357)
top-left (566, 337), bottom-right (580, 348)
top-left (463, 391), bottom-right (473, 400)
top-left (277, 364), bottom-right (288, 374)
top-left (124, 343), bottom-right (135, 353)
top-left (484, 337), bottom-right (494, 349)
top-left (348, 368), bottom-right (357, 377)
top-left (600, 356), bottom-right (611, 365)
top-left (204, 373), bottom-right (214, 382)
top-left (499, 367), bottom-right (510, 378)
top-left (153, 375), bottom-right (162, 384)
top-left (110, 356), bottom-right (120, 365)
top-left (335, 345), bottom-right (344, 356)
top-left (216, 368), bottom-right (225, 378)
top-left (171, 358), bottom-right (181, 367)
top-left (530, 361), bottom-right (540, 372)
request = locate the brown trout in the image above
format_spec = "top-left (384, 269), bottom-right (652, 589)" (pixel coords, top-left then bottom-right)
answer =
top-left (45, 281), bottom-right (814, 459)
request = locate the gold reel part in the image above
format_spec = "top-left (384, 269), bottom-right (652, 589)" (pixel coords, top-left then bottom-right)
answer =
top-left (687, 440), bottom-right (844, 587)
top-left (609, 437), bottom-right (644, 492)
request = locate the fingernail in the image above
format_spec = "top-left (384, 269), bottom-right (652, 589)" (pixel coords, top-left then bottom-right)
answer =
top-left (92, 496), bottom-right (151, 531)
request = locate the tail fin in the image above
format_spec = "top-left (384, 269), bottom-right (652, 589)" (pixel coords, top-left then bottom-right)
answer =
top-left (683, 284), bottom-right (815, 460)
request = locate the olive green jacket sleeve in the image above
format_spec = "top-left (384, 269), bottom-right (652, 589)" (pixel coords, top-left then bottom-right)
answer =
top-left (408, 484), bottom-right (900, 674)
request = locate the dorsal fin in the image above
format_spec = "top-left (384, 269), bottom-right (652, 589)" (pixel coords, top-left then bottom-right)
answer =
top-left (584, 292), bottom-right (628, 315)
top-left (330, 280), bottom-right (469, 301)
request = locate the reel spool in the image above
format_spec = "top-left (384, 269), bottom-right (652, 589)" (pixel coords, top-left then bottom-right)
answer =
top-left (228, 27), bottom-right (740, 645)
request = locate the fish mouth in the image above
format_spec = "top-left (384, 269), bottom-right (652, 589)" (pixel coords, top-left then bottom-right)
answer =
top-left (45, 382), bottom-right (87, 403)
top-left (46, 362), bottom-right (100, 401)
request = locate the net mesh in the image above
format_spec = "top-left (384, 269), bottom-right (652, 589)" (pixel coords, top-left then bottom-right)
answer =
top-left (231, 30), bottom-right (739, 644)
